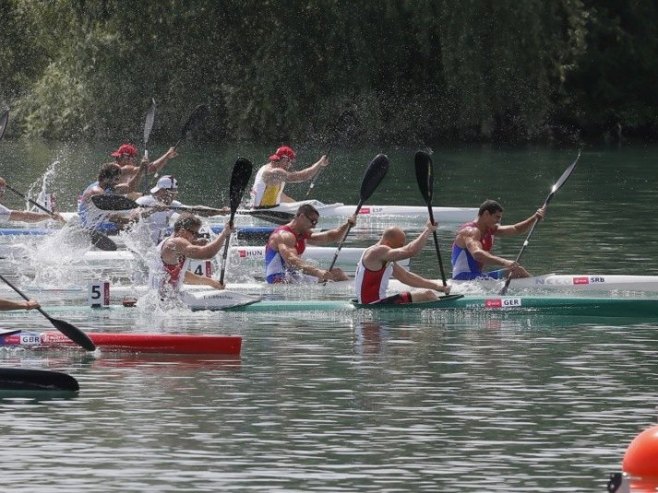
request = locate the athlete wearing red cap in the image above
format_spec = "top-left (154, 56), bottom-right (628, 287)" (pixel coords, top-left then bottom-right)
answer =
top-left (250, 146), bottom-right (329, 207)
top-left (108, 142), bottom-right (177, 195)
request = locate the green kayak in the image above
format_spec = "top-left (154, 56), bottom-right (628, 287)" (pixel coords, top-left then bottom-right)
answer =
top-left (226, 294), bottom-right (658, 318)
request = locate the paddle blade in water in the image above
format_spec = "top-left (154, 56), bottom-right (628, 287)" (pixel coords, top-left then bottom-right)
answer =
top-left (229, 158), bottom-right (253, 213)
top-left (47, 315), bottom-right (96, 351)
top-left (91, 194), bottom-right (139, 211)
top-left (360, 154), bottom-right (389, 202)
top-left (0, 368), bottom-right (80, 392)
top-left (414, 150), bottom-right (433, 205)
top-left (89, 230), bottom-right (118, 251)
top-left (0, 110), bottom-right (8, 140)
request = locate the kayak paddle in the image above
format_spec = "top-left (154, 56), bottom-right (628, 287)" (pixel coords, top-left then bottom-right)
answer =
top-left (0, 109), bottom-right (8, 141)
top-left (91, 194), bottom-right (292, 224)
top-left (327, 153), bottom-right (390, 271)
top-left (414, 150), bottom-right (447, 286)
top-left (92, 194), bottom-right (227, 216)
top-left (499, 150), bottom-right (581, 295)
top-left (305, 109), bottom-right (356, 198)
top-left (0, 273), bottom-right (96, 351)
top-left (154, 104), bottom-right (210, 179)
top-left (219, 158), bottom-right (253, 284)
top-left (0, 368), bottom-right (80, 392)
top-left (141, 98), bottom-right (157, 194)
top-left (5, 184), bottom-right (117, 251)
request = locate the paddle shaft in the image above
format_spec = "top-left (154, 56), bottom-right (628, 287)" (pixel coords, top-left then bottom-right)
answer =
top-left (326, 201), bottom-right (361, 272)
top-left (6, 185), bottom-right (117, 251)
top-left (306, 152), bottom-right (330, 198)
top-left (414, 150), bottom-right (447, 286)
top-left (219, 158), bottom-right (253, 284)
top-left (426, 206), bottom-right (448, 286)
top-left (142, 98), bottom-right (156, 194)
top-left (5, 185), bottom-right (57, 217)
top-left (219, 211), bottom-right (236, 284)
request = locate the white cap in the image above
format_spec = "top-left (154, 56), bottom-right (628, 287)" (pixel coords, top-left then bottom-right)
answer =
top-left (151, 175), bottom-right (178, 194)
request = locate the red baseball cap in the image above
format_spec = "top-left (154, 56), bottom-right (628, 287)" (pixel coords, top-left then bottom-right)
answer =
top-left (110, 143), bottom-right (138, 158)
top-left (269, 146), bottom-right (296, 162)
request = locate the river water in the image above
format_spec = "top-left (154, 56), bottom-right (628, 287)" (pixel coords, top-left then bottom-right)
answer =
top-left (1, 142), bottom-right (657, 492)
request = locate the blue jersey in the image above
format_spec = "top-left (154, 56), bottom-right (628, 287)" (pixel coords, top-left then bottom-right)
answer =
top-left (77, 182), bottom-right (120, 234)
top-left (451, 221), bottom-right (501, 280)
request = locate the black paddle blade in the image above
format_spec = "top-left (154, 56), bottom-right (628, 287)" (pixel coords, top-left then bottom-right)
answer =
top-left (360, 154), bottom-right (390, 202)
top-left (0, 110), bottom-right (8, 141)
top-left (229, 158), bottom-right (253, 213)
top-left (46, 314), bottom-right (96, 351)
top-left (414, 150), bottom-right (433, 205)
top-left (246, 210), bottom-right (293, 225)
top-left (144, 98), bottom-right (156, 144)
top-left (0, 368), bottom-right (80, 392)
top-left (91, 194), bottom-right (139, 211)
top-left (180, 104), bottom-right (210, 139)
top-left (89, 230), bottom-right (118, 251)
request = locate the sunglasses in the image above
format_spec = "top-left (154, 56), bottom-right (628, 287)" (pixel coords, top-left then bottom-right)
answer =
top-left (304, 214), bottom-right (319, 226)
top-left (184, 228), bottom-right (205, 238)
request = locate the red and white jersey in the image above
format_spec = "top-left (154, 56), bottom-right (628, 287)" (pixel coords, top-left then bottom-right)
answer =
top-left (354, 251), bottom-right (394, 304)
top-left (149, 238), bottom-right (190, 294)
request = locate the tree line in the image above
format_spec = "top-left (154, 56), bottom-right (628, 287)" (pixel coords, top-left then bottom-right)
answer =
top-left (1, 0), bottom-right (656, 145)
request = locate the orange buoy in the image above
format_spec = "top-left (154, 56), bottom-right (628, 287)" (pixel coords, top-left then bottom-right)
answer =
top-left (623, 425), bottom-right (658, 478)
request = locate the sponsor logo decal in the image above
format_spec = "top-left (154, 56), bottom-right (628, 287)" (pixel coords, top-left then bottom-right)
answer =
top-left (237, 249), bottom-right (263, 258)
top-left (573, 277), bottom-right (590, 285)
top-left (484, 298), bottom-right (522, 309)
top-left (359, 207), bottom-right (371, 215)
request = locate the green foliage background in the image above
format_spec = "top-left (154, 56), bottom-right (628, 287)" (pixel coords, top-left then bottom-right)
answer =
top-left (1, 0), bottom-right (656, 144)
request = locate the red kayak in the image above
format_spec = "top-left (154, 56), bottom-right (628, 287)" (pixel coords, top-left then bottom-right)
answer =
top-left (1, 331), bottom-right (242, 355)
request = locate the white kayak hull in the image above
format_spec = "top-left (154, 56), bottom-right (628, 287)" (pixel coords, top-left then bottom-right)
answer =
top-left (31, 245), bottom-right (395, 272)
top-left (4, 246), bottom-right (403, 287)
top-left (60, 200), bottom-right (477, 228)
top-left (450, 273), bottom-right (658, 293)
top-left (8, 273), bottom-right (658, 308)
top-left (244, 200), bottom-right (476, 221)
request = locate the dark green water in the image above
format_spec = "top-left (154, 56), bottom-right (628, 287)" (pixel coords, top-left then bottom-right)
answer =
top-left (1, 142), bottom-right (657, 491)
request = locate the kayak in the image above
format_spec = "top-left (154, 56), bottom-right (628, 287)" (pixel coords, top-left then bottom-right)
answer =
top-left (243, 200), bottom-right (477, 223)
top-left (452, 273), bottom-right (658, 293)
top-left (0, 224), bottom-right (275, 239)
top-left (52, 245), bottom-right (387, 268)
top-left (34, 294), bottom-right (658, 318)
top-left (224, 294), bottom-right (658, 318)
top-left (61, 200), bottom-right (478, 226)
top-left (4, 272), bottom-right (657, 307)
top-left (0, 367), bottom-right (79, 392)
top-left (0, 331), bottom-right (242, 354)
top-left (3, 245), bottom-right (392, 279)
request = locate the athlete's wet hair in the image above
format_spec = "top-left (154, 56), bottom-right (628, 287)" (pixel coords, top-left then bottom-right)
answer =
top-left (296, 203), bottom-right (320, 219)
top-left (98, 163), bottom-right (121, 182)
top-left (173, 213), bottom-right (202, 232)
top-left (478, 199), bottom-right (504, 216)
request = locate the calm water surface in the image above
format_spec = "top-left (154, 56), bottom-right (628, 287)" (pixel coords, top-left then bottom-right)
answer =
top-left (1, 143), bottom-right (658, 492)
